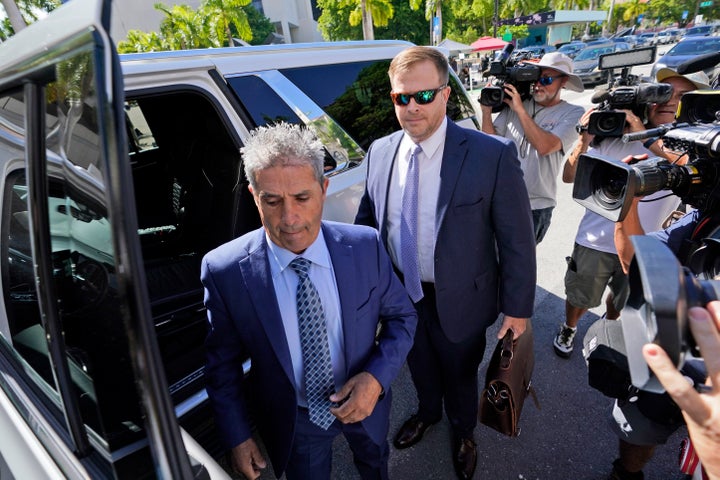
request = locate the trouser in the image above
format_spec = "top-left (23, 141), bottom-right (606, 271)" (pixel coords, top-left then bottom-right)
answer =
top-left (407, 283), bottom-right (487, 440)
top-left (285, 407), bottom-right (389, 480)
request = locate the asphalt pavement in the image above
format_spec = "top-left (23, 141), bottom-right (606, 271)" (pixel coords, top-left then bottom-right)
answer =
top-left (254, 62), bottom-right (690, 480)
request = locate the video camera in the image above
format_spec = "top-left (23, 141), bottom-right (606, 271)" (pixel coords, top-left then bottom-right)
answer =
top-left (581, 47), bottom-right (673, 138)
top-left (572, 90), bottom-right (720, 222)
top-left (576, 49), bottom-right (720, 394)
top-left (479, 43), bottom-right (541, 112)
top-left (621, 235), bottom-right (719, 393)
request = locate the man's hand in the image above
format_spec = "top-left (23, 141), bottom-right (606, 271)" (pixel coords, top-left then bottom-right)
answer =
top-left (502, 83), bottom-right (524, 113)
top-left (498, 315), bottom-right (528, 340)
top-left (329, 372), bottom-right (382, 424)
top-left (642, 301), bottom-right (720, 480)
top-left (621, 108), bottom-right (645, 133)
top-left (229, 438), bottom-right (267, 480)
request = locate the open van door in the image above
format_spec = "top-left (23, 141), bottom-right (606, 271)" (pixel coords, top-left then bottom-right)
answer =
top-left (0, 1), bottom-right (226, 478)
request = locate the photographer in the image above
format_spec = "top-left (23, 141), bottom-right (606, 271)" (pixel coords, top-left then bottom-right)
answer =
top-left (480, 52), bottom-right (584, 244)
top-left (613, 69), bottom-right (713, 270)
top-left (554, 70), bottom-right (711, 364)
top-left (575, 70), bottom-right (713, 480)
top-left (643, 302), bottom-right (720, 480)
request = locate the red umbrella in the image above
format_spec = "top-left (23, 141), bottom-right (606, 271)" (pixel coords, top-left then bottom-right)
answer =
top-left (471, 36), bottom-right (509, 52)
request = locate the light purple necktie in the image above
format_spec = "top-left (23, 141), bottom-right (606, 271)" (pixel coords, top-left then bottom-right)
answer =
top-left (400, 144), bottom-right (424, 303)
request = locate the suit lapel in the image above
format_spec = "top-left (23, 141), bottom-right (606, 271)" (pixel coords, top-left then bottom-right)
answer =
top-left (437, 120), bottom-right (468, 229)
top-left (322, 223), bottom-right (356, 377)
top-left (378, 133), bottom-right (403, 244)
top-left (239, 239), bottom-right (295, 385)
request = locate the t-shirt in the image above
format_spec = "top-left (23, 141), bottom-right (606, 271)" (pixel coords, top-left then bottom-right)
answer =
top-left (494, 99), bottom-right (584, 210)
top-left (575, 137), bottom-right (683, 254)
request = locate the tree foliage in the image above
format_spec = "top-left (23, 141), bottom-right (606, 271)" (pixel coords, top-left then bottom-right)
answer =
top-left (116, 0), bottom-right (275, 53)
top-left (0, 0), bottom-right (59, 37)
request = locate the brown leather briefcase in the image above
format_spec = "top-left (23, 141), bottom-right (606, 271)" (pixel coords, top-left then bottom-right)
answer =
top-left (479, 322), bottom-right (537, 437)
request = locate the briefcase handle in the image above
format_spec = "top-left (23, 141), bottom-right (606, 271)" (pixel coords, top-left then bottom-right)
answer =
top-left (499, 330), bottom-right (514, 370)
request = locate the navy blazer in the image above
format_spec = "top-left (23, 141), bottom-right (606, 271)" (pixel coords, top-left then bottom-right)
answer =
top-left (355, 119), bottom-right (536, 343)
top-left (202, 221), bottom-right (417, 476)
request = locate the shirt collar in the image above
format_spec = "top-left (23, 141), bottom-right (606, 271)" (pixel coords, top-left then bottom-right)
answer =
top-left (265, 226), bottom-right (332, 274)
top-left (400, 116), bottom-right (447, 160)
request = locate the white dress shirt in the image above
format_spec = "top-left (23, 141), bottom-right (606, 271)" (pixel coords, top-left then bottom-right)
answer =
top-left (387, 117), bottom-right (446, 283)
top-left (266, 231), bottom-right (346, 407)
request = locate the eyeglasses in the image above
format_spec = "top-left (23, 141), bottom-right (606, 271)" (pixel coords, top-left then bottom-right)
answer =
top-left (536, 75), bottom-right (565, 86)
top-left (390, 85), bottom-right (447, 106)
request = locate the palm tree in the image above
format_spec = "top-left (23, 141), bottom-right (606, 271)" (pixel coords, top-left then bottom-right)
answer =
top-left (409, 0), bottom-right (443, 44)
top-left (1, 0), bottom-right (26, 32)
top-left (117, 30), bottom-right (166, 54)
top-left (0, 0), bottom-right (59, 34)
top-left (200, 0), bottom-right (252, 47)
top-left (343, 0), bottom-right (394, 40)
top-left (621, 0), bottom-right (646, 26)
top-left (155, 3), bottom-right (207, 50)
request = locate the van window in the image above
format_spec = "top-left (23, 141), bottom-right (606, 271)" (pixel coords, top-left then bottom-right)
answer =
top-left (1, 53), bottom-right (147, 452)
top-left (281, 61), bottom-right (477, 150)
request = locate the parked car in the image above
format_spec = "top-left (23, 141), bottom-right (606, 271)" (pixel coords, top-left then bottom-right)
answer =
top-left (558, 41), bottom-right (587, 58)
top-left (651, 35), bottom-right (720, 77)
top-left (613, 35), bottom-right (639, 48)
top-left (684, 25), bottom-right (715, 36)
top-left (586, 37), bottom-right (611, 45)
top-left (638, 31), bottom-right (659, 45)
top-left (0, 1), bottom-right (482, 478)
top-left (572, 42), bottom-right (632, 85)
top-left (655, 31), bottom-right (673, 44)
top-left (511, 44), bottom-right (557, 60)
top-left (661, 27), bottom-right (684, 42)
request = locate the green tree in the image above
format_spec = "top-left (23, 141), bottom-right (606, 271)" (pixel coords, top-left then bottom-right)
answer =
top-left (318, 0), bottom-right (426, 43)
top-left (117, 30), bottom-right (165, 54)
top-left (154, 3), bottom-right (208, 50)
top-left (200, 0), bottom-right (252, 46)
top-left (409, 0), bottom-right (445, 44)
top-left (337, 0), bottom-right (394, 40)
top-left (244, 4), bottom-right (274, 45)
top-left (621, 0), bottom-right (647, 26)
top-left (117, 0), bottom-right (271, 53)
top-left (0, 0), bottom-right (59, 36)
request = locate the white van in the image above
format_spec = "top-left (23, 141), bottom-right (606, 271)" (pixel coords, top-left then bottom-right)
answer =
top-left (0, 0), bottom-right (480, 478)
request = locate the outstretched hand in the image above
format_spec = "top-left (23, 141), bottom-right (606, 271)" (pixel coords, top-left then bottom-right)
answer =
top-left (642, 301), bottom-right (720, 480)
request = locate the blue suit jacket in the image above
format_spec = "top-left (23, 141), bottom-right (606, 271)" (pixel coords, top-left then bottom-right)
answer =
top-left (201, 221), bottom-right (417, 476)
top-left (355, 119), bottom-right (536, 343)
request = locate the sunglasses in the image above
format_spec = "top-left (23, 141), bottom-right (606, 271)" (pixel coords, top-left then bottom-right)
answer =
top-left (536, 75), bottom-right (565, 86)
top-left (390, 85), bottom-right (447, 106)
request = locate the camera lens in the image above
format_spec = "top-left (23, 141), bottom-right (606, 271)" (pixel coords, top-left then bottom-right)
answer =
top-left (479, 86), bottom-right (505, 107)
top-left (596, 115), bottom-right (622, 135)
top-left (591, 166), bottom-right (627, 210)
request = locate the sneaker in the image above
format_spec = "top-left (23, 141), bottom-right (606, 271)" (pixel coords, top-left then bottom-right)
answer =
top-left (553, 323), bottom-right (577, 358)
top-left (608, 458), bottom-right (645, 480)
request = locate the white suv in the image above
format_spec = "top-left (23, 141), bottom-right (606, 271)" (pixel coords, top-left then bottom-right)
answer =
top-left (0, 1), bottom-right (480, 479)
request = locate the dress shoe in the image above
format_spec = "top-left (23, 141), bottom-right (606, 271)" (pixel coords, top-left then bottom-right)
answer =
top-left (392, 414), bottom-right (439, 449)
top-left (453, 437), bottom-right (477, 479)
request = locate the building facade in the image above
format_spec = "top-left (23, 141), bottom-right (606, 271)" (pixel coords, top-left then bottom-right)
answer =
top-left (110, 0), bottom-right (323, 45)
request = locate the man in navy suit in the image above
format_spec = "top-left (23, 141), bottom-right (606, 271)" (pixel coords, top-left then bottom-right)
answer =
top-left (355, 46), bottom-right (536, 479)
top-left (202, 123), bottom-right (417, 480)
